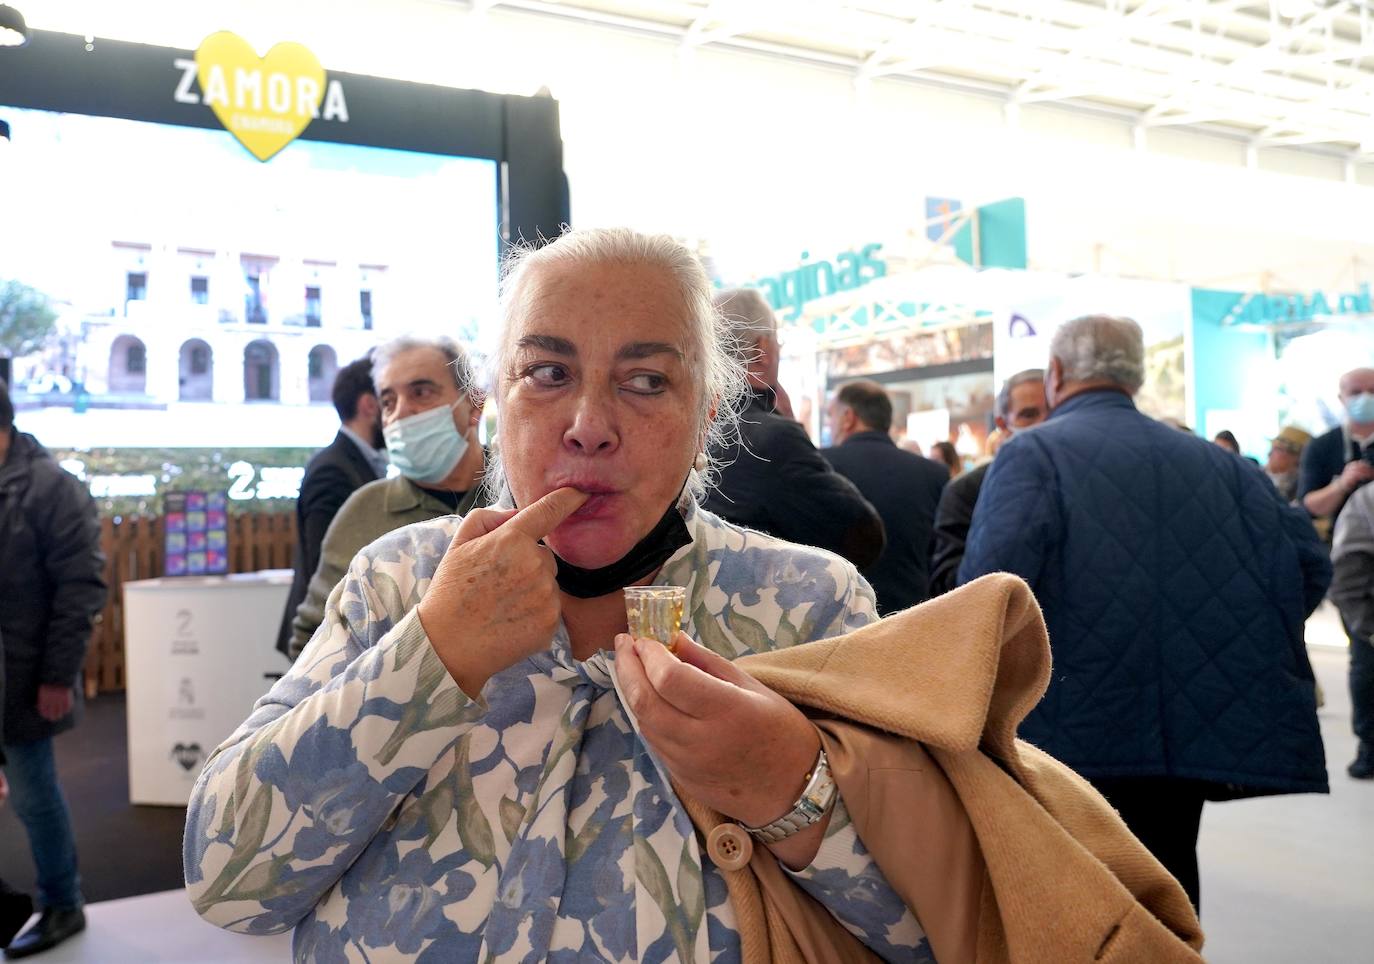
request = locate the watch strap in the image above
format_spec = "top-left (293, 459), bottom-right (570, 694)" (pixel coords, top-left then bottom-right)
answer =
top-left (744, 748), bottom-right (836, 844)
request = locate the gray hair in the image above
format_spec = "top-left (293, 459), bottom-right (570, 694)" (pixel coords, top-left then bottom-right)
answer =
top-left (371, 334), bottom-right (476, 397)
top-left (1049, 315), bottom-right (1145, 394)
top-left (483, 227), bottom-right (749, 505)
top-left (714, 287), bottom-right (777, 350)
top-left (996, 368), bottom-right (1045, 419)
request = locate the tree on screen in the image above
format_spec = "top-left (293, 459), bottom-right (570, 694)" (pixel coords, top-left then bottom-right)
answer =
top-left (0, 279), bottom-right (58, 357)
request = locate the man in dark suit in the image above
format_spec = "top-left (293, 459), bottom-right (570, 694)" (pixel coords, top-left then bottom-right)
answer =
top-left (703, 288), bottom-right (885, 570)
top-left (1298, 365), bottom-right (1374, 778)
top-left (276, 356), bottom-right (386, 656)
top-left (823, 380), bottom-right (949, 614)
top-left (929, 369), bottom-right (1048, 597)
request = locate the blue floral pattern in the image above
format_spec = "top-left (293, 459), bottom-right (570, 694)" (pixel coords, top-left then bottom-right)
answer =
top-left (185, 503), bottom-right (931, 961)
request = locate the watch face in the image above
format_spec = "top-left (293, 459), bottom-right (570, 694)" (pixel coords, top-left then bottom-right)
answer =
top-left (801, 770), bottom-right (837, 814)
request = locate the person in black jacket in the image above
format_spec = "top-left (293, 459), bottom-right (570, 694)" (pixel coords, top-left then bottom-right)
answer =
top-left (275, 356), bottom-right (386, 656)
top-left (1299, 367), bottom-right (1374, 524)
top-left (0, 383), bottom-right (106, 957)
top-left (702, 288), bottom-right (885, 569)
top-left (822, 380), bottom-right (948, 613)
top-left (1300, 366), bottom-right (1374, 779)
top-left (928, 369), bottom-right (1048, 597)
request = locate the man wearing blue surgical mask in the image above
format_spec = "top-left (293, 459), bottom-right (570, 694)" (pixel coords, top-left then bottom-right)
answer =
top-left (1301, 366), bottom-right (1374, 779)
top-left (284, 335), bottom-right (487, 659)
top-left (1301, 367), bottom-right (1374, 523)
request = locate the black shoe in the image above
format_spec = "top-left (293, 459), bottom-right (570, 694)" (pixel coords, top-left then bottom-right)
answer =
top-left (3, 907), bottom-right (85, 959)
top-left (0, 890), bottom-right (32, 949)
top-left (1350, 742), bottom-right (1374, 780)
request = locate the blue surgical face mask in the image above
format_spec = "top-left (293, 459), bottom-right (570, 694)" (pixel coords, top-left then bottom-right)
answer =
top-left (1347, 392), bottom-right (1374, 425)
top-left (383, 401), bottom-right (468, 485)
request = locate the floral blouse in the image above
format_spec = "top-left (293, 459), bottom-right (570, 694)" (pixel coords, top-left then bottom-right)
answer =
top-left (184, 503), bottom-right (935, 962)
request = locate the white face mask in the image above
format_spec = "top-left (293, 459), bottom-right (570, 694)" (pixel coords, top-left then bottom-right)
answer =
top-left (383, 401), bottom-right (468, 485)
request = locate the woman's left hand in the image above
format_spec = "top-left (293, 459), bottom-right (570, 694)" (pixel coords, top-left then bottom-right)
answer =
top-left (613, 632), bottom-right (826, 868)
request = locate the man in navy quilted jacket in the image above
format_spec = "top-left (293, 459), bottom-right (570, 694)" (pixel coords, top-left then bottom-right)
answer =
top-left (960, 314), bottom-right (1330, 911)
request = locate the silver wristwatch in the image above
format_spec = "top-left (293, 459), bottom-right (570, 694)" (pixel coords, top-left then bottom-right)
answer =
top-left (744, 748), bottom-right (837, 844)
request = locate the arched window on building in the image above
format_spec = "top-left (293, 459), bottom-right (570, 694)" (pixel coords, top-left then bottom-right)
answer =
top-left (108, 334), bottom-right (148, 394)
top-left (244, 340), bottom-right (280, 401)
top-left (307, 345), bottom-right (338, 403)
top-left (179, 339), bottom-right (214, 401)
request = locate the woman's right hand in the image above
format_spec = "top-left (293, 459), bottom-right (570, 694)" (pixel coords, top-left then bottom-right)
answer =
top-left (417, 487), bottom-right (588, 698)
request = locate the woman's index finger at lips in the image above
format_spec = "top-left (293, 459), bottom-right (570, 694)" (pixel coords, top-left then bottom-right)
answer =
top-left (505, 486), bottom-right (590, 541)
top-left (454, 506), bottom-right (519, 543)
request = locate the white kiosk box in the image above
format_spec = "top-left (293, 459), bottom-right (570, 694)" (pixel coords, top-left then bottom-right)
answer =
top-left (124, 571), bottom-right (293, 805)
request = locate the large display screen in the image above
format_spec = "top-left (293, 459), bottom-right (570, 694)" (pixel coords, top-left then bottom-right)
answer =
top-left (2, 106), bottom-right (499, 450)
top-left (1, 107), bottom-right (500, 511)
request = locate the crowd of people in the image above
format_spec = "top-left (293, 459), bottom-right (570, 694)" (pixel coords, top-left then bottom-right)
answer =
top-left (174, 229), bottom-right (1203, 959)
top-left (0, 226), bottom-right (1363, 960)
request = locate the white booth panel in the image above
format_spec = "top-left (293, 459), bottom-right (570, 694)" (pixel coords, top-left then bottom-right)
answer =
top-left (124, 571), bottom-right (293, 806)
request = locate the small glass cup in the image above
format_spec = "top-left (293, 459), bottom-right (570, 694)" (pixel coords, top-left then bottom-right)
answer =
top-left (624, 586), bottom-right (686, 651)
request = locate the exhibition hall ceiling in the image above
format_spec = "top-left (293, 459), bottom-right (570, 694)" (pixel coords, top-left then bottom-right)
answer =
top-left (475, 0), bottom-right (1374, 154)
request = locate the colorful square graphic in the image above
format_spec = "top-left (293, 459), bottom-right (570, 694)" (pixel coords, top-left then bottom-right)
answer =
top-left (165, 492), bottom-right (229, 576)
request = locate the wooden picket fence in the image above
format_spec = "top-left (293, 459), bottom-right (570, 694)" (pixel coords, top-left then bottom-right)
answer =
top-left (85, 512), bottom-right (296, 696)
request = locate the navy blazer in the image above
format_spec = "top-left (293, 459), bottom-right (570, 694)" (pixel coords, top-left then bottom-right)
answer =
top-left (276, 431), bottom-right (381, 655)
top-left (960, 390), bottom-right (1330, 796)
top-left (823, 432), bottom-right (949, 614)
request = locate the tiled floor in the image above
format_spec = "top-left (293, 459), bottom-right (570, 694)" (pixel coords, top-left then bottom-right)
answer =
top-left (6, 889), bottom-right (290, 962)
top-left (1196, 638), bottom-right (1374, 963)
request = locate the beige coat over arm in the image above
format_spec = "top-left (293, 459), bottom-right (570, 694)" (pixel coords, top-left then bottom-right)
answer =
top-left (679, 573), bottom-right (1206, 964)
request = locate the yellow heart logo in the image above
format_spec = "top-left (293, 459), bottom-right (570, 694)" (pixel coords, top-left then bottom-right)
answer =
top-left (195, 31), bottom-right (325, 162)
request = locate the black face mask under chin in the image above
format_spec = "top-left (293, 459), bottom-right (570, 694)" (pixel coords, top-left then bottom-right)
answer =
top-left (552, 500), bottom-right (692, 599)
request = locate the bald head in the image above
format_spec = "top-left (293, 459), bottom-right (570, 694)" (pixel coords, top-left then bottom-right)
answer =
top-left (1339, 368), bottom-right (1374, 400)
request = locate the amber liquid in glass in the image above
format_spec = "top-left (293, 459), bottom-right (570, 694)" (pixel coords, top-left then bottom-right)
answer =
top-left (624, 587), bottom-right (685, 650)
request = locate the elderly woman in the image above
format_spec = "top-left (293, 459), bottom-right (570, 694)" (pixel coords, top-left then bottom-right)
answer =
top-left (184, 229), bottom-right (928, 961)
